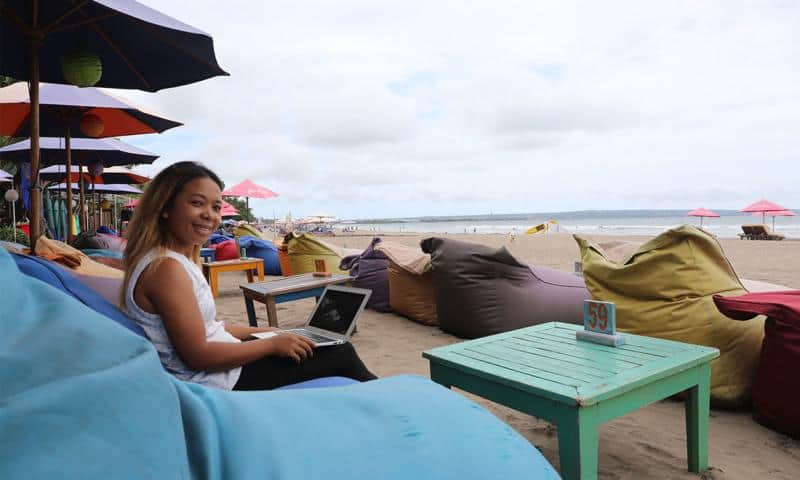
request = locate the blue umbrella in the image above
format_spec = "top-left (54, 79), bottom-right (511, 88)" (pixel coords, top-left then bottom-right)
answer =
top-left (0, 137), bottom-right (158, 167)
top-left (0, 0), bottom-right (227, 248)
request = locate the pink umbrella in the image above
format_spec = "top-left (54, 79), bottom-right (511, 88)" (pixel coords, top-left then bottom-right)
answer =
top-left (687, 207), bottom-right (720, 227)
top-left (752, 209), bottom-right (796, 231)
top-left (740, 199), bottom-right (790, 225)
top-left (221, 179), bottom-right (279, 211)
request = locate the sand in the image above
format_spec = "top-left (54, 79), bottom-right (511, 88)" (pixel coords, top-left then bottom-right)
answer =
top-left (214, 232), bottom-right (800, 479)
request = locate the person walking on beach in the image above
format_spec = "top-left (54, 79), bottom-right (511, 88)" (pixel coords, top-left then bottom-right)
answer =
top-left (120, 161), bottom-right (376, 390)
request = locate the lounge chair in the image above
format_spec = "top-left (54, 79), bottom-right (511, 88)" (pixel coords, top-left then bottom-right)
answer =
top-left (739, 224), bottom-right (785, 241)
top-left (2, 248), bottom-right (559, 479)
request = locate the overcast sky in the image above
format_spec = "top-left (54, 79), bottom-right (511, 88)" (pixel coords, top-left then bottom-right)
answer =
top-left (120, 1), bottom-right (800, 220)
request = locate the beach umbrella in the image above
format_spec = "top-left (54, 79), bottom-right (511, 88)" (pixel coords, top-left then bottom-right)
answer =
top-left (0, 0), bottom-right (227, 249)
top-left (221, 179), bottom-right (279, 211)
top-left (0, 169), bottom-right (11, 182)
top-left (752, 209), bottom-right (796, 232)
top-left (740, 199), bottom-right (790, 225)
top-left (686, 207), bottom-right (720, 227)
top-left (221, 201), bottom-right (240, 218)
top-left (48, 183), bottom-right (143, 195)
top-left (0, 136), bottom-right (157, 238)
top-left (40, 165), bottom-right (149, 185)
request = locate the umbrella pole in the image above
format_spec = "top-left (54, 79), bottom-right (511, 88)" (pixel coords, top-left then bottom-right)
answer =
top-left (64, 129), bottom-right (73, 243)
top-left (78, 159), bottom-right (86, 231)
top-left (26, 29), bottom-right (42, 251)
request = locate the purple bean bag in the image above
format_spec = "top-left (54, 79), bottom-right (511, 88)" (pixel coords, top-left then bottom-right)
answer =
top-left (340, 237), bottom-right (391, 312)
top-left (421, 237), bottom-right (590, 339)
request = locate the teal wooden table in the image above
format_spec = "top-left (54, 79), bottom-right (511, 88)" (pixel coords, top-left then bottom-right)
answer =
top-left (423, 322), bottom-right (719, 480)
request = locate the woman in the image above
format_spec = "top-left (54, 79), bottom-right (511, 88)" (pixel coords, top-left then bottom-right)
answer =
top-left (121, 161), bottom-right (376, 390)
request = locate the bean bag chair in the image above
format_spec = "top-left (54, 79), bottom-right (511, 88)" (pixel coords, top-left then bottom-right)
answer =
top-left (375, 241), bottom-right (437, 325)
top-left (34, 236), bottom-right (123, 279)
top-left (96, 226), bottom-right (118, 236)
top-left (207, 232), bottom-right (232, 245)
top-left (576, 224), bottom-right (764, 407)
top-left (238, 235), bottom-right (281, 275)
top-left (234, 223), bottom-right (266, 239)
top-left (211, 239), bottom-right (240, 261)
top-left (340, 237), bottom-right (391, 312)
top-left (1, 247), bottom-right (559, 480)
top-left (421, 237), bottom-right (589, 338)
top-left (72, 230), bottom-right (126, 252)
top-left (285, 232), bottom-right (361, 275)
top-left (713, 291), bottom-right (800, 438)
top-left (276, 241), bottom-right (292, 276)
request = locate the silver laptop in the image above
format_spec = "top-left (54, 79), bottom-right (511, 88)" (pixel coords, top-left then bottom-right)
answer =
top-left (277, 285), bottom-right (371, 347)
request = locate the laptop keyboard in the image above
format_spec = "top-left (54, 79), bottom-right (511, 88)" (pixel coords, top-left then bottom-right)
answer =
top-left (292, 330), bottom-right (335, 344)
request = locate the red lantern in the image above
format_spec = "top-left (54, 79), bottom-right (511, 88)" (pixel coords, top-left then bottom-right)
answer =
top-left (80, 113), bottom-right (105, 137)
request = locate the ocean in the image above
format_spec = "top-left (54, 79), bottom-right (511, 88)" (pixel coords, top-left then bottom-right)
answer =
top-left (344, 210), bottom-right (800, 239)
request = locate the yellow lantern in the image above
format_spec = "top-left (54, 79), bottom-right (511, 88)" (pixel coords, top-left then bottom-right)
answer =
top-left (61, 50), bottom-right (103, 87)
top-left (80, 113), bottom-right (105, 137)
top-left (100, 199), bottom-right (111, 210)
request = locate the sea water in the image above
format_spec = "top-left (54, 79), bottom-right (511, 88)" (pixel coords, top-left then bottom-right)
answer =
top-left (344, 210), bottom-right (800, 239)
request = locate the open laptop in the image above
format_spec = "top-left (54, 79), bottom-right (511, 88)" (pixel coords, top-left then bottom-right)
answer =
top-left (252, 285), bottom-right (371, 347)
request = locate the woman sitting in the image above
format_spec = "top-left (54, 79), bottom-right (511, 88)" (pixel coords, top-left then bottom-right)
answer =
top-left (120, 161), bottom-right (376, 390)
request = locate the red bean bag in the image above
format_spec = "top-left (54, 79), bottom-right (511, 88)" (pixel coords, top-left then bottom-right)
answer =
top-left (713, 291), bottom-right (800, 438)
top-left (212, 240), bottom-right (239, 261)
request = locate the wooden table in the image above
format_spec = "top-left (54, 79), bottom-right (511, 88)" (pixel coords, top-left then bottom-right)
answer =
top-left (202, 258), bottom-right (264, 299)
top-left (423, 322), bottom-right (719, 480)
top-left (240, 272), bottom-right (353, 327)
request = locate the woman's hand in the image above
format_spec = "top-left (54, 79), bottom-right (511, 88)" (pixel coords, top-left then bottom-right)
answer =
top-left (267, 333), bottom-right (315, 363)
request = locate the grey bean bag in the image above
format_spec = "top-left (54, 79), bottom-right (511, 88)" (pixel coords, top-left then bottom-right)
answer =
top-left (421, 237), bottom-right (589, 338)
top-left (339, 237), bottom-right (391, 312)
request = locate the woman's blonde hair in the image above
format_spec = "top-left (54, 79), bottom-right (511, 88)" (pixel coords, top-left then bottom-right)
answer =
top-left (120, 161), bottom-right (223, 307)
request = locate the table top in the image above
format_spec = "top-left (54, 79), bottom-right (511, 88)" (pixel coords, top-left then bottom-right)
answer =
top-left (423, 322), bottom-right (719, 407)
top-left (202, 257), bottom-right (261, 268)
top-left (240, 272), bottom-right (353, 296)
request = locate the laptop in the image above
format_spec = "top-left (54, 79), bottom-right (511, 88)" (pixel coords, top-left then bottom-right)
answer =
top-left (252, 285), bottom-right (371, 347)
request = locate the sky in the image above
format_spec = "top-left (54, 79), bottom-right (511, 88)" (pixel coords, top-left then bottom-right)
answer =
top-left (119, 0), bottom-right (800, 221)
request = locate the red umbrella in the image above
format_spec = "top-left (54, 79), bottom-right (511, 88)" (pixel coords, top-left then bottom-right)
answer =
top-left (221, 179), bottom-right (279, 211)
top-left (740, 199), bottom-right (790, 225)
top-left (687, 207), bottom-right (720, 227)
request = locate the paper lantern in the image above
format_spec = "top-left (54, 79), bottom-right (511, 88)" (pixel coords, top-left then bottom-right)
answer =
top-left (88, 160), bottom-right (104, 178)
top-left (4, 189), bottom-right (19, 202)
top-left (80, 113), bottom-right (105, 137)
top-left (101, 199), bottom-right (110, 210)
top-left (61, 50), bottom-right (103, 87)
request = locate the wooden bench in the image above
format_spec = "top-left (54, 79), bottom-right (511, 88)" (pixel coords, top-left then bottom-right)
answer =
top-left (739, 224), bottom-right (785, 241)
top-left (240, 272), bottom-right (353, 327)
top-left (201, 258), bottom-right (264, 298)
top-left (423, 322), bottom-right (719, 480)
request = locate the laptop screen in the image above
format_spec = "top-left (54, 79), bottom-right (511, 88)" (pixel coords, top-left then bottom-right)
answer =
top-left (308, 288), bottom-right (368, 334)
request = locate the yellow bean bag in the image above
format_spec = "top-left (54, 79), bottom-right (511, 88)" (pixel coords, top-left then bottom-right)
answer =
top-left (285, 232), bottom-right (360, 275)
top-left (375, 241), bottom-right (437, 326)
top-left (235, 223), bottom-right (268, 239)
top-left (575, 225), bottom-right (764, 407)
top-left (34, 237), bottom-right (123, 279)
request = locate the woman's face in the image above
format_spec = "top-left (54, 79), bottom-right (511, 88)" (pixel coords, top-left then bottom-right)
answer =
top-left (164, 176), bottom-right (222, 251)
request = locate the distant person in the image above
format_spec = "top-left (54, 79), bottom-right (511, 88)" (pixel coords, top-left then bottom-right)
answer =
top-left (120, 161), bottom-right (376, 390)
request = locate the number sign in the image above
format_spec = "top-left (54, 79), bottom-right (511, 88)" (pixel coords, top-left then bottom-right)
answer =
top-left (583, 300), bottom-right (617, 336)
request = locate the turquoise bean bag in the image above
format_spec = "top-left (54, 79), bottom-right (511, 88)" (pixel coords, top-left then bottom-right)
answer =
top-left (0, 248), bottom-right (559, 480)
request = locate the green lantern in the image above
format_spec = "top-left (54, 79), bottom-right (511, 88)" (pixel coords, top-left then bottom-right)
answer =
top-left (61, 50), bottom-right (103, 87)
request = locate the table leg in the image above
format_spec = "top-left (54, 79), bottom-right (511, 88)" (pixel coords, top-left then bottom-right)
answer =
top-left (257, 263), bottom-right (264, 281)
top-left (209, 270), bottom-right (219, 299)
top-left (557, 410), bottom-right (599, 480)
top-left (244, 297), bottom-right (258, 327)
top-left (266, 298), bottom-right (279, 328)
top-left (246, 269), bottom-right (254, 283)
top-left (685, 363), bottom-right (711, 473)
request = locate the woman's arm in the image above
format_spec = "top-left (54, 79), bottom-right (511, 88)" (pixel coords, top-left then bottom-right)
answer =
top-left (225, 324), bottom-right (279, 340)
top-left (140, 258), bottom-right (314, 371)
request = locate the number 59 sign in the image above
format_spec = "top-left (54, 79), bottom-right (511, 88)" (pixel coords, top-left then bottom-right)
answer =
top-left (583, 300), bottom-right (617, 336)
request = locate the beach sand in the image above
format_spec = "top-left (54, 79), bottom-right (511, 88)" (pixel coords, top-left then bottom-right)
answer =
top-left (215, 232), bottom-right (800, 479)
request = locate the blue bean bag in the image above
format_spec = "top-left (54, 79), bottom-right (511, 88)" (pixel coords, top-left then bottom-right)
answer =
top-left (1, 247), bottom-right (559, 480)
top-left (340, 237), bottom-right (391, 312)
top-left (239, 235), bottom-right (281, 275)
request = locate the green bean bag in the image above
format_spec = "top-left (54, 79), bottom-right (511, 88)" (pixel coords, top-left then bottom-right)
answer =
top-left (575, 225), bottom-right (764, 407)
top-left (285, 232), bottom-right (361, 275)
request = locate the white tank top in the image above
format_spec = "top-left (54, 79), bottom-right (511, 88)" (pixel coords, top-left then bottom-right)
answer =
top-left (125, 249), bottom-right (241, 389)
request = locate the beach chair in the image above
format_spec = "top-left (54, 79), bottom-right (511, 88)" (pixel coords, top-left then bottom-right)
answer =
top-left (739, 224), bottom-right (785, 241)
top-left (3, 248), bottom-right (559, 479)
